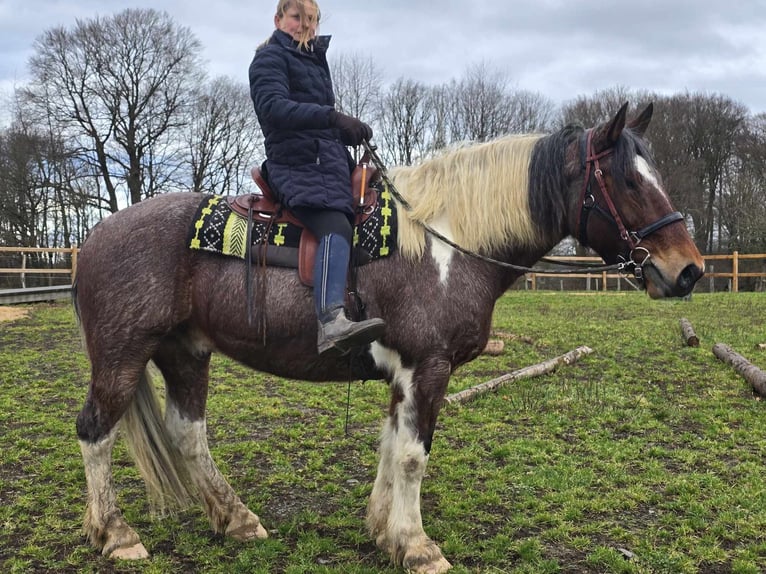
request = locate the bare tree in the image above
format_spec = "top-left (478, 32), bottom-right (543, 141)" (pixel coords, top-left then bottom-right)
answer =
top-left (683, 94), bottom-right (747, 251)
top-left (720, 114), bottom-right (766, 253)
top-left (437, 62), bottom-right (555, 147)
top-left (559, 86), bottom-right (649, 128)
top-left (330, 52), bottom-right (382, 162)
top-left (377, 78), bottom-right (431, 165)
top-left (649, 93), bottom-right (747, 252)
top-left (331, 52), bottom-right (381, 122)
top-left (450, 62), bottom-right (514, 142)
top-left (0, 102), bottom-right (96, 248)
top-left (505, 90), bottom-right (556, 134)
top-left (424, 85), bottom-right (451, 154)
top-left (23, 9), bottom-right (205, 212)
top-left (184, 77), bottom-right (263, 195)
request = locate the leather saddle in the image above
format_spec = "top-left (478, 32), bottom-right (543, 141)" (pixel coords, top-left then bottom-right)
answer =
top-left (229, 156), bottom-right (380, 286)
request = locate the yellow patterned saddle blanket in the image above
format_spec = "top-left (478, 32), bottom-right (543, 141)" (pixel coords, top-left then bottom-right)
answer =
top-left (187, 181), bottom-right (397, 282)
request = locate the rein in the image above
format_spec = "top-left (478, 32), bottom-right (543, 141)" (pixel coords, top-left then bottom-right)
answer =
top-left (361, 132), bottom-right (684, 280)
top-left (360, 141), bottom-right (618, 276)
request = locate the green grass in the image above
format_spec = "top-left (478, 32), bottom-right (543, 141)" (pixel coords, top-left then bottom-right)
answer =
top-left (1, 292), bottom-right (765, 573)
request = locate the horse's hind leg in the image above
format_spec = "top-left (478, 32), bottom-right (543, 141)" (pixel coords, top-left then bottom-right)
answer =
top-left (77, 364), bottom-right (151, 559)
top-left (153, 335), bottom-right (268, 542)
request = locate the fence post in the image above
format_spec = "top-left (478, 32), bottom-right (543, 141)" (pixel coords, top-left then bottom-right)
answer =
top-left (732, 251), bottom-right (739, 293)
top-left (21, 252), bottom-right (27, 289)
top-left (71, 247), bottom-right (78, 282)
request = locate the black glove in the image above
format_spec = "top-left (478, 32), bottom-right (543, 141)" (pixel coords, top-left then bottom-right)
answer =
top-left (329, 110), bottom-right (373, 146)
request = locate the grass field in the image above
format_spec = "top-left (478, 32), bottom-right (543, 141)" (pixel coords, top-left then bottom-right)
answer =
top-left (1, 291), bottom-right (765, 573)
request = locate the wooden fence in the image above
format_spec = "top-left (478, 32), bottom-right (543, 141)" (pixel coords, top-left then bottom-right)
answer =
top-left (1, 247), bottom-right (765, 293)
top-left (523, 251), bottom-right (766, 293)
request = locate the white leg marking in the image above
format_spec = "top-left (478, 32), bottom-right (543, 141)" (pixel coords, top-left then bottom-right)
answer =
top-left (165, 400), bottom-right (209, 460)
top-left (80, 428), bottom-right (120, 529)
top-left (388, 372), bottom-right (428, 549)
top-left (165, 400), bottom-right (267, 539)
top-left (369, 344), bottom-right (428, 549)
top-left (367, 416), bottom-right (395, 542)
top-left (80, 428), bottom-right (149, 558)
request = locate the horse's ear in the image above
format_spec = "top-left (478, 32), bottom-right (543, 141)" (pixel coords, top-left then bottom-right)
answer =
top-left (592, 102), bottom-right (629, 153)
top-left (627, 102), bottom-right (653, 137)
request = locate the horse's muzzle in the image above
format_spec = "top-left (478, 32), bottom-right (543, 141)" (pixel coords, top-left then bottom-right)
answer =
top-left (644, 261), bottom-right (704, 299)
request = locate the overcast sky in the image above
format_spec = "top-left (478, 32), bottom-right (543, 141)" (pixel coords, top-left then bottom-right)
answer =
top-left (1, 0), bottom-right (766, 124)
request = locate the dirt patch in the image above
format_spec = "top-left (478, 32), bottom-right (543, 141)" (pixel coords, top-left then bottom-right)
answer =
top-left (0, 307), bottom-right (29, 322)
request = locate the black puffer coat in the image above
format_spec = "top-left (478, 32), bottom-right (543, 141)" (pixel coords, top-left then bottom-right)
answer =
top-left (249, 30), bottom-right (356, 216)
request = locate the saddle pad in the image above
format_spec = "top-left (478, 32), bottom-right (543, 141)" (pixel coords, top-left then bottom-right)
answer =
top-left (188, 181), bottom-right (397, 266)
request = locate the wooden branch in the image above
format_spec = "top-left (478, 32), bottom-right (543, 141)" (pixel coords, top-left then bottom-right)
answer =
top-left (444, 346), bottom-right (594, 405)
top-left (712, 343), bottom-right (766, 398)
top-left (481, 339), bottom-right (505, 355)
top-left (491, 330), bottom-right (535, 345)
top-left (679, 318), bottom-right (699, 347)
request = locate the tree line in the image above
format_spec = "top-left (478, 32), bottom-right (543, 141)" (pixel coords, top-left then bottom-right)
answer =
top-left (1, 8), bottom-right (764, 257)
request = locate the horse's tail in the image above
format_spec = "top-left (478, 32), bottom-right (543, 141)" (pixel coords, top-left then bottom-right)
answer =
top-left (120, 367), bottom-right (197, 513)
top-left (71, 278), bottom-right (80, 323)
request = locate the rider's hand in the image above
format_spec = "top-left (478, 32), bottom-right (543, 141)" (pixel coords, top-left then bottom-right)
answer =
top-left (330, 110), bottom-right (373, 146)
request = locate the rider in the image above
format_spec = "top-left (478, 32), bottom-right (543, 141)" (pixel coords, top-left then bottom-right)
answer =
top-left (249, 0), bottom-right (385, 356)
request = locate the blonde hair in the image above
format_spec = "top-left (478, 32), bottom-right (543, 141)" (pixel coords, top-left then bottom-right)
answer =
top-left (276, 0), bottom-right (320, 50)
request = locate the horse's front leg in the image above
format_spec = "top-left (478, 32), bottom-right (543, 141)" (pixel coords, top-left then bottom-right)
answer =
top-left (367, 355), bottom-right (452, 574)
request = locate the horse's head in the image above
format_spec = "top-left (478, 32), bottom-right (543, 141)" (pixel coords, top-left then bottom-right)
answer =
top-left (572, 102), bottom-right (704, 298)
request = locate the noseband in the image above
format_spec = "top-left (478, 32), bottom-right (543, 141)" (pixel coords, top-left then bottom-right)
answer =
top-left (575, 129), bottom-right (684, 282)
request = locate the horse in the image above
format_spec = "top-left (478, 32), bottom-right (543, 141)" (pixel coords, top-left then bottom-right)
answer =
top-left (72, 102), bottom-right (704, 573)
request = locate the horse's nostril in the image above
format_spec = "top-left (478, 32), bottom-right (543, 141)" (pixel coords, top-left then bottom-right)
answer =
top-left (678, 264), bottom-right (703, 292)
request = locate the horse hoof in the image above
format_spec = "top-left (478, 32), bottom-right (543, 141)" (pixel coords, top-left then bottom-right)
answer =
top-left (402, 539), bottom-right (452, 574)
top-left (226, 520), bottom-right (269, 541)
top-left (408, 556), bottom-right (452, 574)
top-left (109, 543), bottom-right (149, 560)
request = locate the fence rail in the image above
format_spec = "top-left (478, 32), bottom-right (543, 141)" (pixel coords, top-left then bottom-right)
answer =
top-left (1, 247), bottom-right (764, 296)
top-left (524, 251), bottom-right (765, 292)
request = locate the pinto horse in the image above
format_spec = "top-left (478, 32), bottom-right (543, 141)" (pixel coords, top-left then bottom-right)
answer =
top-left (73, 103), bottom-right (703, 573)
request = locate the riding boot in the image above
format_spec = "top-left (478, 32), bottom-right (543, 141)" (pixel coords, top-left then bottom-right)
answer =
top-left (314, 233), bottom-right (385, 355)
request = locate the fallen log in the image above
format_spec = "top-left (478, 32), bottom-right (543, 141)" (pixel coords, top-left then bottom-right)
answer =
top-left (482, 339), bottom-right (505, 355)
top-left (712, 343), bottom-right (766, 398)
top-left (679, 318), bottom-right (700, 347)
top-left (491, 330), bottom-right (535, 345)
top-left (444, 345), bottom-right (594, 405)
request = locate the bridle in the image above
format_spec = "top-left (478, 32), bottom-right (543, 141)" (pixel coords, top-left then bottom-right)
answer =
top-left (575, 129), bottom-right (685, 282)
top-left (361, 135), bottom-right (683, 281)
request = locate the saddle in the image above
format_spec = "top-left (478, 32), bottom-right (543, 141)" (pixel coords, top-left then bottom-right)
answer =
top-left (229, 156), bottom-right (380, 286)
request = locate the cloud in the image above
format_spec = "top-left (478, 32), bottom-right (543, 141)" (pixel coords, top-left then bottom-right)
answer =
top-left (1, 0), bottom-right (765, 120)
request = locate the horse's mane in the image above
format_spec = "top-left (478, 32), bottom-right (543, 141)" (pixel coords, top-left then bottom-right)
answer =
top-left (391, 134), bottom-right (546, 259)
